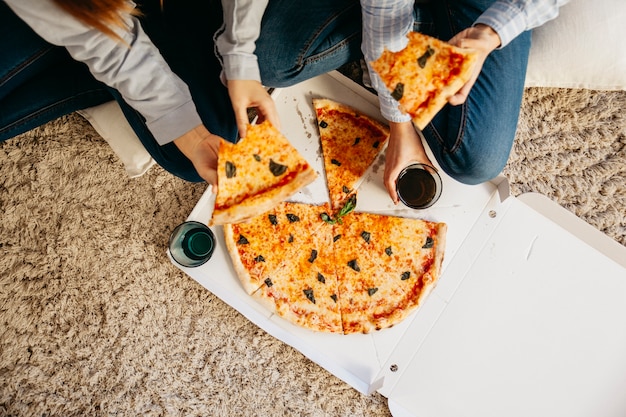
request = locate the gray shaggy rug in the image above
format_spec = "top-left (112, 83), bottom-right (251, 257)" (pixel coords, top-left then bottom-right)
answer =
top-left (1, 84), bottom-right (624, 416)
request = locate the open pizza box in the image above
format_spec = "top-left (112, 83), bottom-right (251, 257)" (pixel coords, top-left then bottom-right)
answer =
top-left (170, 72), bottom-right (626, 416)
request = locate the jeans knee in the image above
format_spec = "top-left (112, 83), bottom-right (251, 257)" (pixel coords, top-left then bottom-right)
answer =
top-left (439, 154), bottom-right (506, 185)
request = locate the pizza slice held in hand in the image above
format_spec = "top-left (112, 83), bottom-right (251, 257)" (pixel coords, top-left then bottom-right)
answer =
top-left (210, 120), bottom-right (317, 225)
top-left (313, 99), bottom-right (389, 212)
top-left (370, 31), bottom-right (478, 130)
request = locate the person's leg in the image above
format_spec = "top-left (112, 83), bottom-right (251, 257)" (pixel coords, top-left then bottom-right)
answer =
top-left (0, 1), bottom-right (112, 142)
top-left (421, 0), bottom-right (531, 184)
top-left (255, 0), bottom-right (363, 87)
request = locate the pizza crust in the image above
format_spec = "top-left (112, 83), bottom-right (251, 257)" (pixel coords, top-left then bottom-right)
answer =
top-left (211, 167), bottom-right (317, 225)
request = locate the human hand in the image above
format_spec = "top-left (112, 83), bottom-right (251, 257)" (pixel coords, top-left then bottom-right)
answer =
top-left (227, 79), bottom-right (280, 138)
top-left (173, 125), bottom-right (222, 188)
top-left (383, 121), bottom-right (433, 204)
top-left (448, 24), bottom-right (501, 105)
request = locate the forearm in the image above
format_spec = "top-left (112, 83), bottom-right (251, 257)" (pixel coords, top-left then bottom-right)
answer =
top-left (5, 0), bottom-right (202, 145)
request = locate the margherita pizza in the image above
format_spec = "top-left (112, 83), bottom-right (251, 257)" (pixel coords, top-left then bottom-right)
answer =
top-left (370, 31), bottom-right (478, 130)
top-left (313, 99), bottom-right (389, 212)
top-left (210, 121), bottom-right (317, 225)
top-left (223, 200), bottom-right (447, 334)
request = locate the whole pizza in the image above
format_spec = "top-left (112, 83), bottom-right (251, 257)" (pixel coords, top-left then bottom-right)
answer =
top-left (220, 99), bottom-right (447, 334)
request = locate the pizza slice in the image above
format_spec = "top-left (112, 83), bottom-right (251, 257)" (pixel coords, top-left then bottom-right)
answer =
top-left (252, 225), bottom-right (342, 333)
top-left (210, 120), bottom-right (317, 225)
top-left (370, 31), bottom-right (478, 130)
top-left (223, 201), bottom-right (330, 295)
top-left (313, 98), bottom-right (389, 212)
top-left (332, 211), bottom-right (447, 334)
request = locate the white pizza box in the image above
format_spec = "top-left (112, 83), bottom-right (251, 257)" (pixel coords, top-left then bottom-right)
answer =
top-left (170, 72), bottom-right (626, 416)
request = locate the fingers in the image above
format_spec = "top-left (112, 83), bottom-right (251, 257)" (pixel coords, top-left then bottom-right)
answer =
top-left (384, 164), bottom-right (401, 204)
top-left (234, 107), bottom-right (250, 139)
top-left (227, 79), bottom-right (280, 138)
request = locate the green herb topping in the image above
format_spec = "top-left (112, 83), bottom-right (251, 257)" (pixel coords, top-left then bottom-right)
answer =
top-left (286, 213), bottom-right (300, 223)
top-left (347, 259), bottom-right (360, 272)
top-left (320, 194), bottom-right (356, 225)
top-left (269, 159), bottom-right (287, 176)
top-left (303, 288), bottom-right (316, 304)
top-left (391, 83), bottom-right (404, 101)
top-left (417, 46), bottom-right (435, 68)
top-left (225, 161), bottom-right (236, 178)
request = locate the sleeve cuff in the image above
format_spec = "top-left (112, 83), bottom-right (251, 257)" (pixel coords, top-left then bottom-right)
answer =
top-left (146, 100), bottom-right (203, 145)
top-left (221, 53), bottom-right (262, 82)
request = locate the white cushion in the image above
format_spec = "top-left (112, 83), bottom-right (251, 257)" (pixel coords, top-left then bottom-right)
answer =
top-left (78, 101), bottom-right (155, 178)
top-left (525, 0), bottom-right (626, 90)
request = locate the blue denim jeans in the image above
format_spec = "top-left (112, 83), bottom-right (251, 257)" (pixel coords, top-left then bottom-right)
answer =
top-left (416, 1), bottom-right (531, 184)
top-left (0, 0), bottom-right (529, 185)
top-left (0, 0), bottom-right (361, 182)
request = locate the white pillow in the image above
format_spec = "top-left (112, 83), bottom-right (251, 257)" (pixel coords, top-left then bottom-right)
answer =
top-left (525, 0), bottom-right (626, 90)
top-left (78, 101), bottom-right (155, 178)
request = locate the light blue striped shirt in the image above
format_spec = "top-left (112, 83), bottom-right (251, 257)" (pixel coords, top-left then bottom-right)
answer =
top-left (361, 0), bottom-right (571, 123)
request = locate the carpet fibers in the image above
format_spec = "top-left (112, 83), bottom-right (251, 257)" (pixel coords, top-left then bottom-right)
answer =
top-left (1, 84), bottom-right (624, 416)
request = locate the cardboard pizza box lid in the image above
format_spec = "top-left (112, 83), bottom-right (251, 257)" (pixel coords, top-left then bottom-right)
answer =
top-left (171, 72), bottom-right (626, 415)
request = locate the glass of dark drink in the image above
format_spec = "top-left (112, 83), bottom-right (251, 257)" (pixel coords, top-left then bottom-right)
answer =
top-left (396, 163), bottom-right (442, 209)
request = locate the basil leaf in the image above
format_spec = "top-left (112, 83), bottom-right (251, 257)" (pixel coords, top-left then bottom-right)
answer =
top-left (347, 259), bottom-right (360, 272)
top-left (391, 83), bottom-right (404, 101)
top-left (417, 46), bottom-right (435, 68)
top-left (269, 159), bottom-right (287, 176)
top-left (225, 161), bottom-right (236, 178)
top-left (320, 212), bottom-right (335, 225)
top-left (303, 288), bottom-right (316, 304)
top-left (286, 213), bottom-right (300, 223)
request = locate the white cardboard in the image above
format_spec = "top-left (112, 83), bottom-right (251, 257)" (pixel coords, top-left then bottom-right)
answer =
top-left (171, 72), bottom-right (626, 415)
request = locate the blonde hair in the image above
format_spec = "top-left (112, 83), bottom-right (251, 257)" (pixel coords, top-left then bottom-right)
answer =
top-left (52, 0), bottom-right (139, 41)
